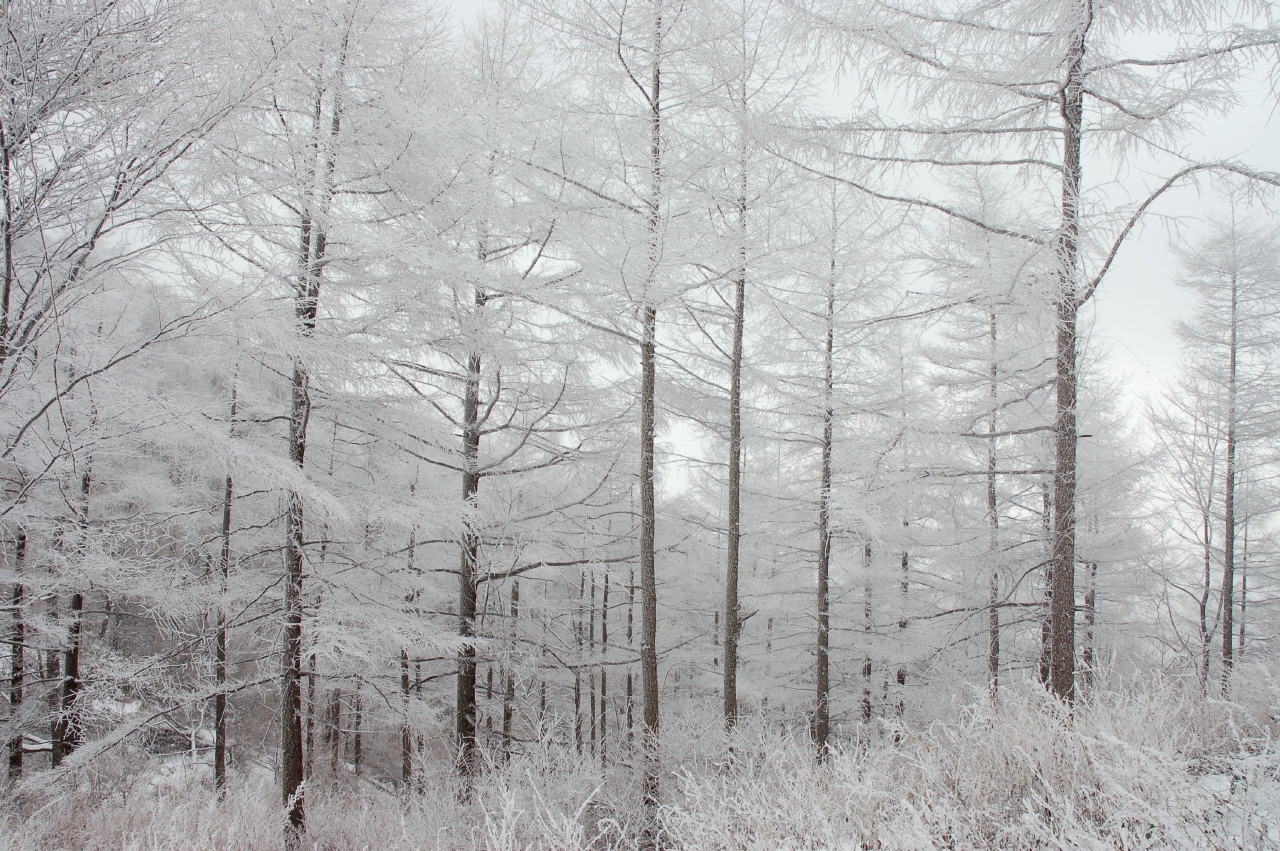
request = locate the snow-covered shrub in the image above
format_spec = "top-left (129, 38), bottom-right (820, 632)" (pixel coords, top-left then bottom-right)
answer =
top-left (4, 673), bottom-right (1279, 850)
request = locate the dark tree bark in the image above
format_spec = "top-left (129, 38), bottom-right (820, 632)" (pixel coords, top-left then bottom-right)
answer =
top-left (44, 649), bottom-right (58, 766)
top-left (1039, 483), bottom-right (1053, 686)
top-left (351, 683), bottom-right (362, 775)
top-left (282, 69), bottom-right (342, 840)
top-left (986, 312), bottom-right (1000, 693)
top-left (1081, 561), bottom-right (1097, 693)
top-left (7, 532), bottom-right (25, 782)
top-left (590, 573), bottom-right (598, 755)
top-left (456, 340), bottom-right (483, 787)
top-left (599, 573), bottom-right (608, 765)
top-left (1048, 1), bottom-right (1092, 705)
top-left (53, 460), bottom-right (90, 768)
top-left (401, 510), bottom-right (417, 785)
top-left (627, 566), bottom-right (635, 752)
top-left (501, 580), bottom-right (519, 763)
top-left (723, 135), bottom-right (747, 732)
top-left (1198, 501), bottom-right (1215, 693)
top-left (0, 121), bottom-right (11, 365)
top-left (813, 251), bottom-right (835, 762)
top-left (1221, 268), bottom-right (1239, 689)
top-left (51, 593), bottom-right (83, 767)
top-left (895, 529), bottom-right (908, 719)
top-left (215, 386), bottom-right (236, 794)
top-left (638, 5), bottom-right (665, 842)
top-left (861, 542), bottom-right (872, 723)
top-left (326, 689), bottom-right (342, 773)
top-left (1238, 516), bottom-right (1248, 660)
top-left (575, 569), bottom-right (583, 754)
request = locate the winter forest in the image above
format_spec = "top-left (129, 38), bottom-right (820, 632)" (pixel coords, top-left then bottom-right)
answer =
top-left (7, 0), bottom-right (1280, 848)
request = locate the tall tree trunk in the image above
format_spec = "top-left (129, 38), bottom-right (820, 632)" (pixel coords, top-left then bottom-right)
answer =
top-left (53, 461), bottom-right (91, 767)
top-left (456, 339), bottom-right (483, 787)
top-left (813, 248), bottom-right (835, 762)
top-left (351, 683), bottom-right (362, 775)
top-left (574, 569), bottom-right (584, 754)
top-left (326, 688), bottom-right (342, 773)
top-left (895, 531), bottom-right (908, 719)
top-left (987, 311), bottom-right (1000, 694)
top-left (599, 573), bottom-right (608, 766)
top-left (401, 509), bottom-right (417, 785)
top-left (283, 71), bottom-right (342, 842)
top-left (1081, 561), bottom-right (1096, 693)
top-left (7, 532), bottom-right (24, 782)
top-left (639, 3), bottom-right (664, 841)
top-left (1221, 268), bottom-right (1238, 690)
top-left (1048, 0), bottom-right (1091, 705)
top-left (282, 375), bottom-right (308, 834)
top-left (723, 113), bottom-right (747, 732)
top-left (1038, 483), bottom-right (1052, 685)
top-left (627, 566), bottom-right (635, 753)
top-left (52, 593), bottom-right (83, 767)
top-left (1238, 515), bottom-right (1248, 660)
top-left (0, 122), bottom-right (11, 365)
top-left (501, 580), bottom-right (518, 763)
top-left (590, 573), bottom-right (598, 756)
top-left (305, 647), bottom-right (316, 778)
top-left (861, 542), bottom-right (872, 722)
top-left (44, 649), bottom-right (58, 764)
top-left (215, 387), bottom-right (236, 794)
top-left (1198, 493), bottom-right (1214, 692)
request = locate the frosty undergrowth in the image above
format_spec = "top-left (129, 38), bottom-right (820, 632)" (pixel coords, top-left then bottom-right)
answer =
top-left (4, 674), bottom-right (1279, 850)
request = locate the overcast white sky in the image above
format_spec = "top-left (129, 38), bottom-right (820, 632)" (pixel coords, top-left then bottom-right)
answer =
top-left (1091, 74), bottom-right (1280, 406)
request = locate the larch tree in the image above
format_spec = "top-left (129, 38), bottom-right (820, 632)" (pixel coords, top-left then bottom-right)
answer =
top-left (793, 0), bottom-right (1280, 701)
top-left (511, 0), bottom-right (699, 836)
top-left (0, 0), bottom-right (238, 781)
top-left (1167, 212), bottom-right (1274, 691)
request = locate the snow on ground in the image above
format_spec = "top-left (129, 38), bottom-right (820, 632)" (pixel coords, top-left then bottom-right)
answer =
top-left (7, 675), bottom-right (1280, 849)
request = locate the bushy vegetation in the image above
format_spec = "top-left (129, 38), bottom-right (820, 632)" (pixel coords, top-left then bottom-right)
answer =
top-left (6, 673), bottom-right (1280, 850)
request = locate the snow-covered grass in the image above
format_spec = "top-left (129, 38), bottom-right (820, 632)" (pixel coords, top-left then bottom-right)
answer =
top-left (6, 673), bottom-right (1280, 849)
top-left (669, 675), bottom-right (1280, 849)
